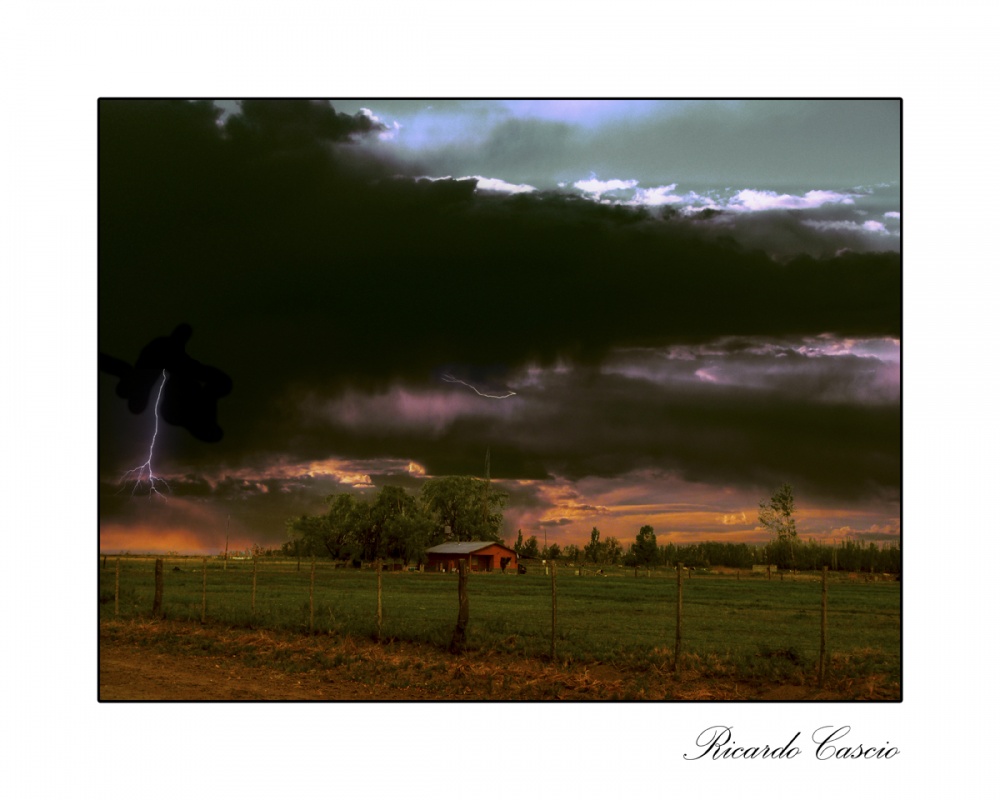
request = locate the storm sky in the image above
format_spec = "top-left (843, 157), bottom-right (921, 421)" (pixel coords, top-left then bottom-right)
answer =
top-left (99, 99), bottom-right (900, 555)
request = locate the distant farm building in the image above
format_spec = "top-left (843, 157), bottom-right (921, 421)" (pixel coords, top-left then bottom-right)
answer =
top-left (425, 542), bottom-right (518, 573)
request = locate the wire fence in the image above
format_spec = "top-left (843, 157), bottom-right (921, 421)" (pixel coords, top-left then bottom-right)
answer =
top-left (99, 555), bottom-right (900, 685)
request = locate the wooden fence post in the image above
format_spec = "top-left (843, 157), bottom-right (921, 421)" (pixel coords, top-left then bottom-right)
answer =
top-left (450, 560), bottom-right (469, 653)
top-left (819, 566), bottom-right (828, 687)
top-left (114, 557), bottom-right (120, 617)
top-left (201, 557), bottom-right (208, 624)
top-left (375, 558), bottom-right (383, 642)
top-left (309, 556), bottom-right (316, 634)
top-left (152, 558), bottom-right (163, 617)
top-left (550, 561), bottom-right (557, 661)
top-left (674, 562), bottom-right (683, 671)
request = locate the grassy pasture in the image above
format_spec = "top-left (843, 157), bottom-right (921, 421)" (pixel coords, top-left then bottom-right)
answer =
top-left (99, 557), bottom-right (900, 686)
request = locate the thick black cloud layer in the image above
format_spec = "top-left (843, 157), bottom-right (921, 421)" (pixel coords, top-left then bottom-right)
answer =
top-left (99, 100), bottom-right (900, 494)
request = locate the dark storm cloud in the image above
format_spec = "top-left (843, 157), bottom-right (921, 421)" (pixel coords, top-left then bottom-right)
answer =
top-left (230, 99), bottom-right (386, 145)
top-left (479, 366), bottom-right (898, 503)
top-left (290, 342), bottom-right (899, 503)
top-left (99, 100), bottom-right (900, 491)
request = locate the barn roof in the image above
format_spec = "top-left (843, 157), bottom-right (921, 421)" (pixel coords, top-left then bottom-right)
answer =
top-left (425, 541), bottom-right (516, 555)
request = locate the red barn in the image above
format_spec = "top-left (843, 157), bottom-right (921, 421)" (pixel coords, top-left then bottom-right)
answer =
top-left (425, 542), bottom-right (518, 573)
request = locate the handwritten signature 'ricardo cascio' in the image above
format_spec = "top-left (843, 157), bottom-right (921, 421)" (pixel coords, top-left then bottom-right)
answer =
top-left (683, 725), bottom-right (899, 761)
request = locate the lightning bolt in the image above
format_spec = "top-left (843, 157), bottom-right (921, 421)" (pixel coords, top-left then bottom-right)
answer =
top-left (119, 369), bottom-right (171, 499)
top-left (441, 373), bottom-right (517, 399)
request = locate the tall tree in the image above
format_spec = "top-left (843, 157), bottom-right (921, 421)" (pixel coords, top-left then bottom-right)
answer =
top-left (521, 535), bottom-right (540, 559)
top-left (758, 483), bottom-right (797, 541)
top-left (634, 525), bottom-right (658, 567)
top-left (759, 483), bottom-right (798, 569)
top-left (584, 527), bottom-right (602, 563)
top-left (285, 514), bottom-right (334, 559)
top-left (604, 536), bottom-right (624, 564)
top-left (420, 475), bottom-right (507, 541)
top-left (288, 487), bottom-right (439, 563)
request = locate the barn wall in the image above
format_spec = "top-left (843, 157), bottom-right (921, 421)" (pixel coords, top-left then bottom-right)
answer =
top-left (425, 545), bottom-right (518, 573)
top-left (472, 544), bottom-right (518, 572)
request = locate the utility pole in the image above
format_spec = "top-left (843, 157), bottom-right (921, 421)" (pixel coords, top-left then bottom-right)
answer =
top-left (482, 446), bottom-right (491, 530)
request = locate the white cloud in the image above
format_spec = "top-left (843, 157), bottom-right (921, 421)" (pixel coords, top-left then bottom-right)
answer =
top-left (459, 175), bottom-right (537, 194)
top-left (379, 120), bottom-right (401, 141)
top-left (803, 219), bottom-right (894, 236)
top-left (573, 177), bottom-right (639, 198)
top-left (884, 211), bottom-right (900, 219)
top-left (629, 184), bottom-right (680, 206)
top-left (592, 184), bottom-right (863, 219)
top-left (725, 189), bottom-right (857, 212)
top-left (358, 107), bottom-right (400, 141)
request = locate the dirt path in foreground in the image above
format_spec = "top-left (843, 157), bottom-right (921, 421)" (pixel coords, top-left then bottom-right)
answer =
top-left (101, 641), bottom-right (405, 700)
top-left (99, 620), bottom-right (890, 701)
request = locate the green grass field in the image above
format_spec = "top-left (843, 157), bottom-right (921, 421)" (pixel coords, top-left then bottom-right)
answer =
top-left (99, 557), bottom-right (900, 685)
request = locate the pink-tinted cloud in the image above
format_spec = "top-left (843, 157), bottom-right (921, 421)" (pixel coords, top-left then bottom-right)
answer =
top-left (313, 385), bottom-right (519, 435)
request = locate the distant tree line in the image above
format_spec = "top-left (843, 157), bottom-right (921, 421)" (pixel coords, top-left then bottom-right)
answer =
top-left (543, 527), bottom-right (900, 574)
top-left (549, 485), bottom-right (900, 575)
top-left (284, 477), bottom-right (506, 565)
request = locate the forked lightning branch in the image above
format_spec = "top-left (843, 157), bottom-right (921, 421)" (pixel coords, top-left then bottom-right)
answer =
top-left (119, 369), bottom-right (170, 498)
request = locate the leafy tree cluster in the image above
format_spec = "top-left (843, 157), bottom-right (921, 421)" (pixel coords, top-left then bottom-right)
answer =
top-left (285, 477), bottom-right (507, 564)
top-left (511, 531), bottom-right (568, 561)
top-left (513, 530), bottom-right (540, 559)
top-left (624, 525), bottom-right (658, 567)
top-left (582, 527), bottom-right (624, 564)
top-left (561, 544), bottom-right (581, 563)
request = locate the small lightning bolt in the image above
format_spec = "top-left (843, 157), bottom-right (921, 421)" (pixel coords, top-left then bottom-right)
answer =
top-left (119, 369), bottom-right (171, 499)
top-left (441, 373), bottom-right (517, 399)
